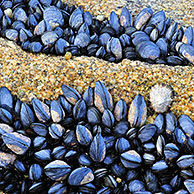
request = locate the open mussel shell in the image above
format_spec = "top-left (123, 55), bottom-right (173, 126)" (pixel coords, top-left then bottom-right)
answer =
top-left (44, 160), bottom-right (71, 181)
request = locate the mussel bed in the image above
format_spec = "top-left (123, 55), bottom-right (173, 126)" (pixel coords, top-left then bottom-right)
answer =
top-left (0, 81), bottom-right (194, 193)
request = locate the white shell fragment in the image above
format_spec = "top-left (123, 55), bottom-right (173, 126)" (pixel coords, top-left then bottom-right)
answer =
top-left (150, 84), bottom-right (173, 113)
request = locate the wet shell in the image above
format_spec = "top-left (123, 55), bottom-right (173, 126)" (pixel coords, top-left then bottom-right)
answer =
top-left (2, 132), bottom-right (31, 155)
top-left (68, 167), bottom-right (94, 186)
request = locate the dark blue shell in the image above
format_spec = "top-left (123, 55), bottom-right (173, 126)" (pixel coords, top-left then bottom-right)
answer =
top-left (83, 86), bottom-right (94, 106)
top-left (134, 8), bottom-right (153, 30)
top-left (102, 109), bottom-right (115, 128)
top-left (78, 154), bottom-right (92, 166)
top-left (29, 163), bottom-right (43, 181)
top-left (84, 11), bottom-right (93, 26)
top-left (68, 167), bottom-right (94, 186)
top-left (177, 155), bottom-right (194, 169)
top-left (43, 6), bottom-right (64, 26)
top-left (20, 103), bottom-right (35, 128)
top-left (152, 160), bottom-right (168, 172)
top-left (76, 125), bottom-right (93, 146)
top-left (0, 87), bottom-right (13, 112)
top-left (50, 100), bottom-right (65, 122)
top-left (73, 99), bottom-right (87, 121)
top-left (34, 149), bottom-right (51, 161)
top-left (121, 150), bottom-right (142, 168)
top-left (128, 180), bottom-right (145, 193)
top-left (28, 42), bottom-right (43, 53)
top-left (114, 99), bottom-right (127, 122)
top-left (55, 38), bottom-right (70, 55)
top-left (33, 136), bottom-right (47, 150)
top-left (61, 84), bottom-right (81, 105)
top-left (156, 38), bottom-right (168, 57)
top-left (49, 123), bottom-right (65, 139)
top-left (2, 132), bottom-right (31, 155)
top-left (115, 137), bottom-right (130, 153)
top-left (178, 114), bottom-right (194, 138)
top-left (32, 98), bottom-right (51, 122)
top-left (182, 26), bottom-right (193, 45)
top-left (48, 183), bottom-right (67, 194)
top-left (30, 123), bottom-right (47, 136)
top-left (14, 160), bottom-right (26, 173)
top-left (51, 146), bottom-right (66, 160)
top-left (109, 11), bottom-right (120, 34)
top-left (89, 132), bottom-right (106, 162)
top-left (128, 94), bottom-right (147, 128)
top-left (138, 124), bottom-right (157, 143)
top-left (69, 8), bottom-right (83, 30)
top-left (120, 7), bottom-right (132, 28)
top-left (94, 80), bottom-right (113, 113)
top-left (74, 32), bottom-right (91, 48)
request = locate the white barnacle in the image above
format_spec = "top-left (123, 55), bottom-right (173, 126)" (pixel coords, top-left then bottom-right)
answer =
top-left (150, 84), bottom-right (173, 113)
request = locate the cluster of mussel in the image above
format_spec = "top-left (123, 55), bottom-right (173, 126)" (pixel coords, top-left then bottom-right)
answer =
top-left (0, 0), bottom-right (194, 65)
top-left (0, 81), bottom-right (194, 193)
